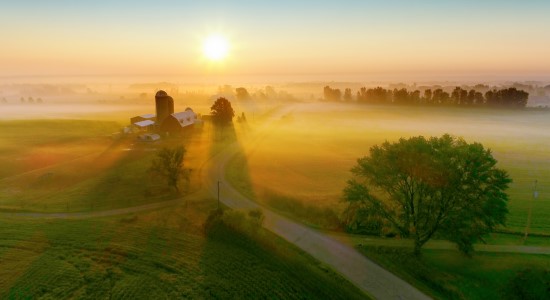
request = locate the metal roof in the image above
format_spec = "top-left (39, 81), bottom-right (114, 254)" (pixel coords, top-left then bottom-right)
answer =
top-left (140, 114), bottom-right (155, 119)
top-left (171, 111), bottom-right (196, 128)
top-left (133, 120), bottom-right (156, 127)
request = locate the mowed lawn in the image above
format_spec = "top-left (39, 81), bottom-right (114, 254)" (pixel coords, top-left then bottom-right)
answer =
top-left (227, 103), bottom-right (550, 235)
top-left (0, 201), bottom-right (367, 299)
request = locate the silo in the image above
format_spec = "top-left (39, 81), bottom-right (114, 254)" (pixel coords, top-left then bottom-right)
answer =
top-left (155, 90), bottom-right (174, 126)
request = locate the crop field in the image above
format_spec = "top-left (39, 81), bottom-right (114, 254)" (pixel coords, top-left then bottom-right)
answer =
top-left (0, 201), bottom-right (366, 299)
top-left (227, 103), bottom-right (550, 235)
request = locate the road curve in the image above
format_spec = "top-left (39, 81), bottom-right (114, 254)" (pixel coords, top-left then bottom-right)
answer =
top-left (4, 106), bottom-right (547, 298)
top-left (203, 113), bottom-right (430, 300)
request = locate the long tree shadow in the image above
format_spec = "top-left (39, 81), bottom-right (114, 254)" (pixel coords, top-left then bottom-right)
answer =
top-left (204, 117), bottom-right (258, 206)
top-left (197, 212), bottom-right (366, 299)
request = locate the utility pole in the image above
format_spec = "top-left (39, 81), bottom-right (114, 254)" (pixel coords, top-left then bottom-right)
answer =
top-left (217, 180), bottom-right (220, 209)
top-left (523, 180), bottom-right (538, 242)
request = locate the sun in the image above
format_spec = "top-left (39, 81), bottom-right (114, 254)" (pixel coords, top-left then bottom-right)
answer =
top-left (203, 35), bottom-right (229, 61)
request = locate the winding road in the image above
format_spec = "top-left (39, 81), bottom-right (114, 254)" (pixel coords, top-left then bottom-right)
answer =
top-left (4, 105), bottom-right (549, 299)
top-left (205, 143), bottom-right (430, 300)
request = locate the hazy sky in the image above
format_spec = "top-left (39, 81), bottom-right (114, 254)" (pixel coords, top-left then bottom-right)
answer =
top-left (2, 0), bottom-right (549, 81)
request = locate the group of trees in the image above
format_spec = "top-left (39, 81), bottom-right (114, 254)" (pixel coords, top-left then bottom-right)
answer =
top-left (18, 97), bottom-right (43, 104)
top-left (324, 86), bottom-right (529, 108)
top-left (218, 85), bottom-right (296, 102)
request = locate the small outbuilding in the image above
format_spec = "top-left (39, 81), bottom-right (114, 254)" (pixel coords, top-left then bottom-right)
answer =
top-left (130, 114), bottom-right (156, 125)
top-left (132, 119), bottom-right (156, 131)
top-left (138, 133), bottom-right (160, 142)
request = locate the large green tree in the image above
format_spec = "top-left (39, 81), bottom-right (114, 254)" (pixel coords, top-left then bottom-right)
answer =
top-left (149, 145), bottom-right (188, 192)
top-left (211, 97), bottom-right (235, 125)
top-left (343, 135), bottom-right (510, 255)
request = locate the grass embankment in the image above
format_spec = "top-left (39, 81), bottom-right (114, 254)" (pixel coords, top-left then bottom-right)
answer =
top-left (0, 201), bottom-right (368, 299)
top-left (357, 245), bottom-right (550, 300)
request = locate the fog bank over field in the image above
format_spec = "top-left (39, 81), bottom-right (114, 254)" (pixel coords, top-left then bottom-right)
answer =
top-left (1, 77), bottom-right (549, 121)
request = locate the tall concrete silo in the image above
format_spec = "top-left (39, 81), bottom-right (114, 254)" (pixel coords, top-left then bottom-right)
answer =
top-left (155, 90), bottom-right (174, 126)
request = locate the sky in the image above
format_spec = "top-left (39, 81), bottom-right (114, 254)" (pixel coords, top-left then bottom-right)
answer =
top-left (1, 0), bottom-right (549, 81)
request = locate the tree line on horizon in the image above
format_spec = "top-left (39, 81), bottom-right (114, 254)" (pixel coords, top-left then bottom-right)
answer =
top-left (324, 85), bottom-right (529, 108)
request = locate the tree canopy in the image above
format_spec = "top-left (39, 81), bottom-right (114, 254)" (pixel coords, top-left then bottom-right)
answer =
top-left (338, 85), bottom-right (530, 108)
top-left (235, 87), bottom-right (251, 101)
top-left (211, 97), bottom-right (235, 125)
top-left (343, 135), bottom-right (511, 255)
top-left (149, 145), bottom-right (188, 192)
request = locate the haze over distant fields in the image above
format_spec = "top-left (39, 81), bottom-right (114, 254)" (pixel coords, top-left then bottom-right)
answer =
top-left (1, 0), bottom-right (549, 82)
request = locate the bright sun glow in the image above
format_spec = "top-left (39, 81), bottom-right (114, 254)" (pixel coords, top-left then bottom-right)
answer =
top-left (203, 35), bottom-right (229, 61)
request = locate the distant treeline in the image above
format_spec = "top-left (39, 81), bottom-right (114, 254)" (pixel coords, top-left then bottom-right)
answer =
top-left (324, 86), bottom-right (529, 108)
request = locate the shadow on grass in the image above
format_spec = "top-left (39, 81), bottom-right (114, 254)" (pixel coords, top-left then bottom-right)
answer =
top-left (225, 151), bottom-right (342, 231)
top-left (198, 209), bottom-right (367, 299)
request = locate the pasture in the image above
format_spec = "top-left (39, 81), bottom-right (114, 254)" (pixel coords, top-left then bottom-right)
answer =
top-left (227, 103), bottom-right (550, 236)
top-left (0, 104), bottom-right (367, 299)
top-left (225, 102), bottom-right (550, 298)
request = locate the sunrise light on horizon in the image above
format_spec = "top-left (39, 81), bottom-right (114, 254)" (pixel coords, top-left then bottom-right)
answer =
top-left (1, 0), bottom-right (549, 81)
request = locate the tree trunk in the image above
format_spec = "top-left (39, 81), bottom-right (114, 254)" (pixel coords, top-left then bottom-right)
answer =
top-left (413, 237), bottom-right (423, 257)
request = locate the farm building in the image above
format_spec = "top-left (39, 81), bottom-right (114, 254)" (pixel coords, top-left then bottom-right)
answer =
top-left (132, 119), bottom-right (155, 131)
top-left (138, 133), bottom-right (161, 142)
top-left (130, 113), bottom-right (155, 125)
top-left (160, 108), bottom-right (198, 134)
top-left (128, 90), bottom-right (199, 136)
top-left (155, 90), bottom-right (174, 125)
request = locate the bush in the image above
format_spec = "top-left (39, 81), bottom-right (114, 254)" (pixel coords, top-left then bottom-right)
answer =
top-left (248, 208), bottom-right (264, 226)
top-left (203, 208), bottom-right (225, 235)
top-left (203, 208), bottom-right (264, 236)
top-left (502, 268), bottom-right (550, 300)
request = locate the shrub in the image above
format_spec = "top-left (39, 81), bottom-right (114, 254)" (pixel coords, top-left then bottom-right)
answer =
top-left (502, 268), bottom-right (550, 300)
top-left (203, 208), bottom-right (264, 236)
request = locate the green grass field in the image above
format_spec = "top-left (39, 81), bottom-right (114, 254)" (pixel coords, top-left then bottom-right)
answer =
top-left (226, 103), bottom-right (550, 236)
top-left (0, 118), bottom-right (214, 212)
top-left (0, 202), bottom-right (366, 299)
top-left (358, 245), bottom-right (550, 300)
top-left (0, 115), bottom-right (368, 299)
top-left (2, 102), bottom-right (550, 299)
top-left (223, 102), bottom-right (550, 299)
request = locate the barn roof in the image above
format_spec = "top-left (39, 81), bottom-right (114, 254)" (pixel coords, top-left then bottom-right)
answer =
top-left (140, 113), bottom-right (155, 119)
top-left (133, 120), bottom-right (156, 127)
top-left (170, 110), bottom-right (196, 128)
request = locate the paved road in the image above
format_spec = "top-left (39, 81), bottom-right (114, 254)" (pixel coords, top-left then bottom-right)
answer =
top-left (328, 232), bottom-right (550, 255)
top-left (203, 109), bottom-right (430, 300)
top-left (5, 105), bottom-right (548, 298)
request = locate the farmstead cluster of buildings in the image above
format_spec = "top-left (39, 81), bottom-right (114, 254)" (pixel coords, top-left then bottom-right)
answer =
top-left (129, 90), bottom-right (200, 140)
